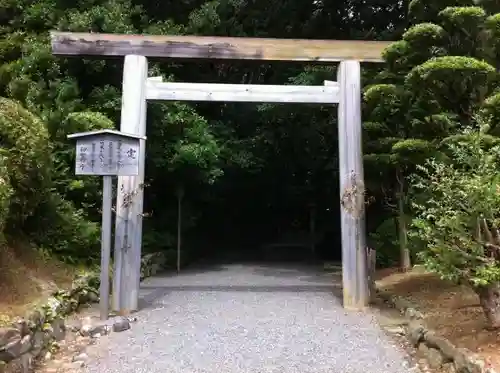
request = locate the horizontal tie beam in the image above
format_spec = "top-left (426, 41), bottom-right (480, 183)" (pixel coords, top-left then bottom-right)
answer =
top-left (145, 81), bottom-right (340, 104)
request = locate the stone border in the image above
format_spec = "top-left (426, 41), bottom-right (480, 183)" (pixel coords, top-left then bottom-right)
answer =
top-left (0, 251), bottom-right (170, 373)
top-left (377, 289), bottom-right (497, 373)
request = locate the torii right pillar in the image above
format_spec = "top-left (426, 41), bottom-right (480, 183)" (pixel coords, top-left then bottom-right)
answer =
top-left (337, 60), bottom-right (369, 309)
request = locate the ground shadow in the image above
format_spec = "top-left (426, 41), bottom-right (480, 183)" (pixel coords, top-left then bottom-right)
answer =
top-left (138, 284), bottom-right (343, 311)
top-left (147, 261), bottom-right (229, 278)
top-left (141, 284), bottom-right (342, 292)
top-left (250, 263), bottom-right (342, 285)
top-left (137, 261), bottom-right (343, 311)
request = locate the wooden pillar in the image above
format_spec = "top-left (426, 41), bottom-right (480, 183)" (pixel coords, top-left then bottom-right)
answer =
top-left (112, 55), bottom-right (148, 314)
top-left (337, 60), bottom-right (369, 309)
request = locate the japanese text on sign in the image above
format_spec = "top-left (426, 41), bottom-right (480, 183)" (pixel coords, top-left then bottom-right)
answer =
top-left (75, 135), bottom-right (140, 176)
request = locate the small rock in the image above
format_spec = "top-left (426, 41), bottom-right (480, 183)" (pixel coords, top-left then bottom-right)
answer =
top-left (407, 320), bottom-right (426, 347)
top-left (92, 324), bottom-right (110, 337)
top-left (80, 323), bottom-right (109, 337)
top-left (0, 334), bottom-right (32, 362)
top-left (385, 326), bottom-right (405, 335)
top-left (0, 327), bottom-right (20, 346)
top-left (73, 352), bottom-right (88, 362)
top-left (424, 331), bottom-right (457, 361)
top-left (79, 324), bottom-right (93, 336)
top-left (426, 347), bottom-right (444, 369)
top-left (112, 317), bottom-right (131, 332)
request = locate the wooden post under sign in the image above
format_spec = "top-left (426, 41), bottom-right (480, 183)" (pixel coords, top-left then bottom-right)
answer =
top-left (67, 129), bottom-right (146, 320)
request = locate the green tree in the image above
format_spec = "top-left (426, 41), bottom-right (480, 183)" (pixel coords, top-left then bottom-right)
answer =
top-left (363, 83), bottom-right (433, 269)
top-left (147, 101), bottom-right (222, 271)
top-left (0, 97), bottom-right (52, 227)
top-left (364, 0), bottom-right (500, 269)
top-left (411, 126), bottom-right (500, 328)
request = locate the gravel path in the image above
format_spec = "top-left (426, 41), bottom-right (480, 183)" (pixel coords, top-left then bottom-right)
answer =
top-left (83, 263), bottom-right (416, 373)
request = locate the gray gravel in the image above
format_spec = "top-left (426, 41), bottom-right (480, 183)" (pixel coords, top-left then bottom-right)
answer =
top-left (83, 263), bottom-right (415, 373)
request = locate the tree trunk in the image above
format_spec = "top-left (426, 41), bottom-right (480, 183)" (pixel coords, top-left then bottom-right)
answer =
top-left (309, 203), bottom-right (316, 258)
top-left (397, 171), bottom-right (411, 271)
top-left (176, 186), bottom-right (184, 273)
top-left (398, 199), bottom-right (411, 270)
top-left (476, 283), bottom-right (500, 329)
top-left (366, 246), bottom-right (377, 303)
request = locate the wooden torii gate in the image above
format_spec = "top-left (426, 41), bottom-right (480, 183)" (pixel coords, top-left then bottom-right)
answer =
top-left (50, 32), bottom-right (392, 313)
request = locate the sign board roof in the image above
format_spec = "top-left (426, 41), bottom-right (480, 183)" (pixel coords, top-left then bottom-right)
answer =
top-left (67, 129), bottom-right (146, 140)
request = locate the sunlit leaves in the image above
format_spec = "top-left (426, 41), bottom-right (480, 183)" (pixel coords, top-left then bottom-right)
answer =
top-left (439, 7), bottom-right (488, 56)
top-left (188, 0), bottom-right (221, 34)
top-left (406, 56), bottom-right (496, 116)
top-left (439, 6), bottom-right (487, 30)
top-left (478, 92), bottom-right (500, 135)
top-left (408, 0), bottom-right (471, 24)
top-left (410, 127), bottom-right (500, 286)
top-left (482, 14), bottom-right (500, 65)
top-left (364, 84), bottom-right (409, 123)
top-left (403, 22), bottom-right (446, 46)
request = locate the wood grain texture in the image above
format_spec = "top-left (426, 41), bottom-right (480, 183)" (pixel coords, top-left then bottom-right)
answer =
top-left (338, 60), bottom-right (369, 310)
top-left (112, 55), bottom-right (148, 314)
top-left (50, 31), bottom-right (392, 62)
top-left (145, 81), bottom-right (340, 103)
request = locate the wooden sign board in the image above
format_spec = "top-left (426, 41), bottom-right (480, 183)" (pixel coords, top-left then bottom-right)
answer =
top-left (68, 129), bottom-right (145, 176)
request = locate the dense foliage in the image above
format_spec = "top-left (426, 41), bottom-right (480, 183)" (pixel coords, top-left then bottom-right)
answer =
top-left (362, 0), bottom-right (500, 325)
top-left (412, 127), bottom-right (500, 287)
top-left (1, 0), bottom-right (500, 324)
top-left (410, 126), bottom-right (500, 326)
top-left (0, 0), bottom-right (408, 265)
top-left (365, 0), bottom-right (500, 274)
